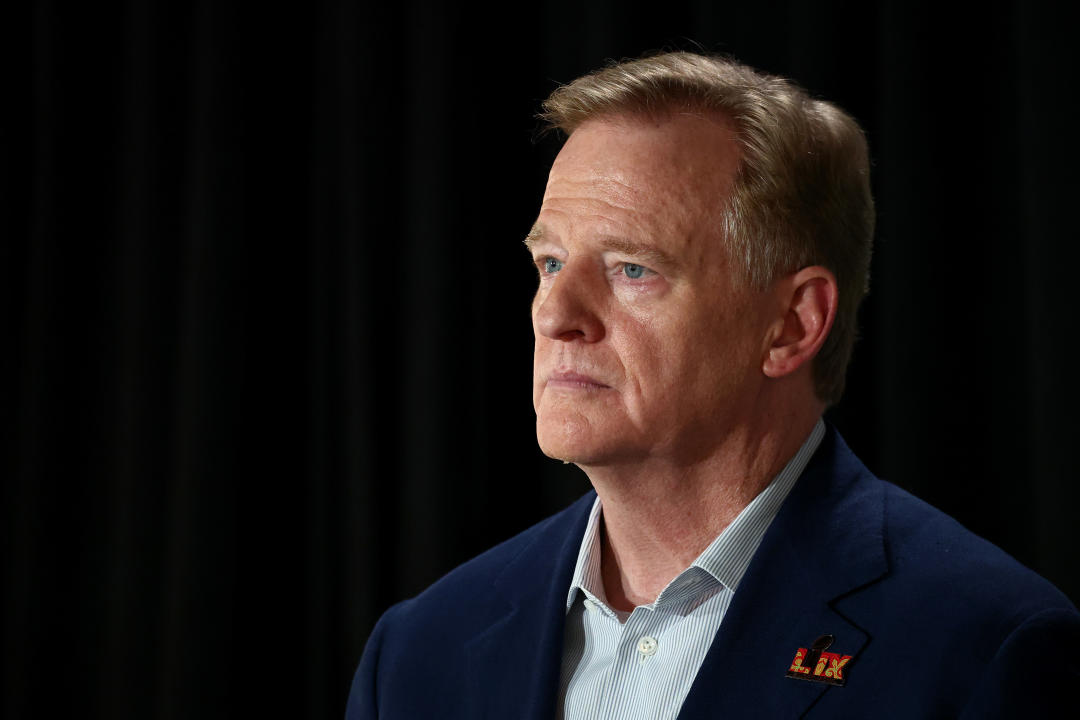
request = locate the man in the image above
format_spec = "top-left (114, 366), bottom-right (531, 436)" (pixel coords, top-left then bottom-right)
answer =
top-left (347, 52), bottom-right (1079, 718)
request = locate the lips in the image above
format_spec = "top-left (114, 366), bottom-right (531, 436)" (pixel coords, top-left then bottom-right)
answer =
top-left (546, 370), bottom-right (611, 390)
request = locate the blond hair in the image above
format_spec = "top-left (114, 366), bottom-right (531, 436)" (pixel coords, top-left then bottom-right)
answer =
top-left (540, 52), bottom-right (874, 405)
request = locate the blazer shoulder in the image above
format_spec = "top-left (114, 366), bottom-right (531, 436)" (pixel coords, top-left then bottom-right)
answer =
top-left (374, 491), bottom-right (594, 636)
top-left (348, 492), bottom-right (594, 719)
top-left (820, 429), bottom-right (1074, 616)
top-left (862, 475), bottom-right (1079, 635)
top-left (803, 433), bottom-right (1079, 717)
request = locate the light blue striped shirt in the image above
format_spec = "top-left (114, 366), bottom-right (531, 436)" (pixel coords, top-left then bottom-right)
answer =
top-left (557, 420), bottom-right (825, 720)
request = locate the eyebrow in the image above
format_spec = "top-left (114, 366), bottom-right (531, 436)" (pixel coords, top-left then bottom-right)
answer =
top-left (523, 223), bottom-right (546, 253)
top-left (597, 237), bottom-right (678, 269)
top-left (524, 224), bottom-right (677, 269)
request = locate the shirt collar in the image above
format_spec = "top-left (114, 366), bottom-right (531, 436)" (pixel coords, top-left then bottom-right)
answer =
top-left (565, 418), bottom-right (826, 612)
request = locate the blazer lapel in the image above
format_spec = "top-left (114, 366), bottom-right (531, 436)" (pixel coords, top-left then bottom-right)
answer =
top-left (678, 428), bottom-right (889, 719)
top-left (464, 493), bottom-right (594, 720)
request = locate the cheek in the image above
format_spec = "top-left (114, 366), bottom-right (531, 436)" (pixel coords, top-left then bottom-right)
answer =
top-left (646, 308), bottom-right (754, 394)
top-left (609, 317), bottom-right (683, 398)
top-left (694, 311), bottom-right (767, 388)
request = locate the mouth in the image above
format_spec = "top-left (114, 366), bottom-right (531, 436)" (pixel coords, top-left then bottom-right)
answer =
top-left (546, 370), bottom-right (611, 391)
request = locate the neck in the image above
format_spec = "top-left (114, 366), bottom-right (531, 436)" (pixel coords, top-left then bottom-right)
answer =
top-left (585, 408), bottom-right (820, 612)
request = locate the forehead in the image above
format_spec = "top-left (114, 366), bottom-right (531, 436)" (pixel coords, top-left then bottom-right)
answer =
top-left (539, 113), bottom-right (741, 244)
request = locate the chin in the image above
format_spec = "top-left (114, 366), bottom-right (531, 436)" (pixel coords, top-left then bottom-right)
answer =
top-left (536, 420), bottom-right (583, 463)
top-left (535, 413), bottom-right (632, 466)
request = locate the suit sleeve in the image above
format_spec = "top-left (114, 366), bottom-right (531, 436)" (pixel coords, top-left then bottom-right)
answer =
top-left (345, 604), bottom-right (400, 720)
top-left (958, 606), bottom-right (1080, 718)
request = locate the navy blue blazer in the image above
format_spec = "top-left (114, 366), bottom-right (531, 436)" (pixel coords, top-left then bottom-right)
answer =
top-left (348, 428), bottom-right (1080, 718)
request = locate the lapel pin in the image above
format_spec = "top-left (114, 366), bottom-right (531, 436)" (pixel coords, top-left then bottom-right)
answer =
top-left (785, 634), bottom-right (853, 686)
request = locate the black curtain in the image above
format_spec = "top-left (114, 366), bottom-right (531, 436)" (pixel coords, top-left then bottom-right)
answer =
top-left (5, 1), bottom-right (1077, 717)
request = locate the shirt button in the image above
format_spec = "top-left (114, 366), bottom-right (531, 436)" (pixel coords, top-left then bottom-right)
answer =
top-left (637, 636), bottom-right (658, 657)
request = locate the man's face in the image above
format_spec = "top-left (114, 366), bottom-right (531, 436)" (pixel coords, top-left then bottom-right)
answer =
top-left (529, 114), bottom-right (778, 467)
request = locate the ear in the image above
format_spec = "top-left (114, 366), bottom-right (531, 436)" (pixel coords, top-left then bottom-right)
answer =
top-left (762, 266), bottom-right (838, 379)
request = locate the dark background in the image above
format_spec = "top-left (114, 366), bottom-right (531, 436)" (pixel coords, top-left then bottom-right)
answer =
top-left (4, 1), bottom-right (1077, 717)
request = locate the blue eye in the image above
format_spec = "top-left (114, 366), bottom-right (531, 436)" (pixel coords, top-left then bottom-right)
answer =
top-left (543, 257), bottom-right (563, 274)
top-left (623, 263), bottom-right (646, 279)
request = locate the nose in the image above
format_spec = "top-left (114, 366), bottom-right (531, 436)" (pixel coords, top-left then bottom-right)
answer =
top-left (532, 264), bottom-right (605, 343)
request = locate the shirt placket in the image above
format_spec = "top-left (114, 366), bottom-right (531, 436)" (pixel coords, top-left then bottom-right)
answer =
top-left (595, 606), bottom-right (668, 720)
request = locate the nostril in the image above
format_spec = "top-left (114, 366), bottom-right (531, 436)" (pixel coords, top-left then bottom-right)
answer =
top-left (556, 329), bottom-right (587, 342)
